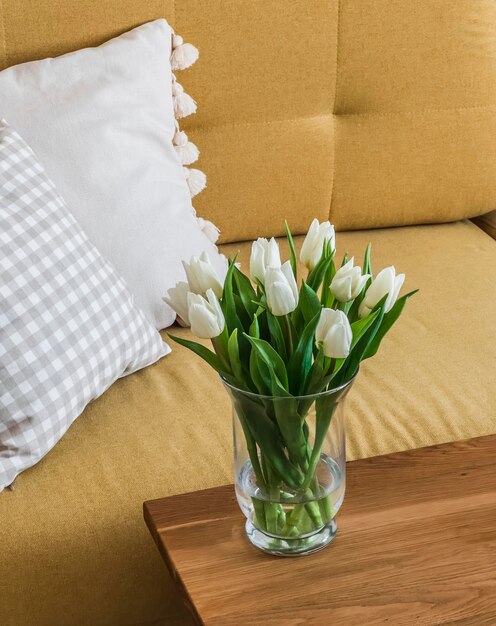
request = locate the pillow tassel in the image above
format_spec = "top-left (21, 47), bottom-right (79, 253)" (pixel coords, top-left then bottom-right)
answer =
top-left (183, 167), bottom-right (207, 197)
top-left (172, 80), bottom-right (197, 119)
top-left (171, 35), bottom-right (199, 71)
top-left (173, 130), bottom-right (200, 165)
top-left (171, 31), bottom-right (221, 245)
top-left (197, 217), bottom-right (220, 243)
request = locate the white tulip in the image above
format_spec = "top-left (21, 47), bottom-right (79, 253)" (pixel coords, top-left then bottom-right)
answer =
top-left (265, 261), bottom-right (299, 316)
top-left (182, 251), bottom-right (223, 298)
top-left (249, 237), bottom-right (281, 283)
top-left (359, 266), bottom-right (405, 318)
top-left (330, 258), bottom-right (370, 303)
top-left (163, 281), bottom-right (190, 325)
top-left (300, 218), bottom-right (335, 270)
top-left (316, 308), bottom-right (352, 359)
top-left (187, 289), bottom-right (225, 338)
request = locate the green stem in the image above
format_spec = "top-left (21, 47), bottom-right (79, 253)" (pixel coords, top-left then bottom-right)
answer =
top-left (284, 504), bottom-right (306, 534)
top-left (264, 460), bottom-right (283, 534)
top-left (252, 498), bottom-right (266, 528)
top-left (319, 493), bottom-right (333, 523)
top-left (303, 488), bottom-right (323, 527)
top-left (300, 402), bottom-right (337, 494)
top-left (284, 314), bottom-right (294, 355)
top-left (260, 454), bottom-right (269, 489)
top-left (310, 476), bottom-right (333, 524)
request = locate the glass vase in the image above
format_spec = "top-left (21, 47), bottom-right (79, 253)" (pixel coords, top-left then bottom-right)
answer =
top-left (223, 378), bottom-right (353, 556)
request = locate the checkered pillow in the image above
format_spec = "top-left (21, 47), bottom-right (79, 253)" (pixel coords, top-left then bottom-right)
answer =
top-left (0, 121), bottom-right (170, 491)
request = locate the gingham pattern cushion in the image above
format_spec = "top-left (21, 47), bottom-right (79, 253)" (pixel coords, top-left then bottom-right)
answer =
top-left (0, 121), bottom-right (170, 491)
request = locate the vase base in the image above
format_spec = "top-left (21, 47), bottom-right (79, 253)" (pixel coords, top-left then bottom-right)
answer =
top-left (245, 518), bottom-right (337, 557)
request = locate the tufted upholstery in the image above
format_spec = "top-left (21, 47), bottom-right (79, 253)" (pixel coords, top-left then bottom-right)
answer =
top-left (1, 0), bottom-right (496, 242)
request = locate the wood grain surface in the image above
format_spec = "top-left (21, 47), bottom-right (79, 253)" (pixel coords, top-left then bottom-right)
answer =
top-left (144, 436), bottom-right (496, 625)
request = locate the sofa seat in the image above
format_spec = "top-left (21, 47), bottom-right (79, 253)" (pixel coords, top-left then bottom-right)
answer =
top-left (1, 221), bottom-right (495, 626)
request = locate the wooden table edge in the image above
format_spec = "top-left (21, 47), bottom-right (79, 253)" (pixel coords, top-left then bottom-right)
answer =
top-left (143, 434), bottom-right (496, 626)
top-left (144, 502), bottom-right (206, 625)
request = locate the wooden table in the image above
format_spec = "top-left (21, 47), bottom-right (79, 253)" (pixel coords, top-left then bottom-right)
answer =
top-left (144, 436), bottom-right (496, 625)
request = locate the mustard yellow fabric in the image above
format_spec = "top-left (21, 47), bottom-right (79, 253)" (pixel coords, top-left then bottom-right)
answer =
top-left (1, 222), bottom-right (495, 626)
top-left (1, 1), bottom-right (496, 241)
top-left (1, 4), bottom-right (496, 625)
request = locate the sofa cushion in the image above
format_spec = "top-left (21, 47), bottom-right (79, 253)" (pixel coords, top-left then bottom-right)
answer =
top-left (1, 221), bottom-right (495, 626)
top-left (2, 2), bottom-right (496, 242)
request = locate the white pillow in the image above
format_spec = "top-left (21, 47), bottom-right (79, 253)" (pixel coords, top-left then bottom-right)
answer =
top-left (0, 122), bottom-right (169, 491)
top-left (0, 19), bottom-right (225, 329)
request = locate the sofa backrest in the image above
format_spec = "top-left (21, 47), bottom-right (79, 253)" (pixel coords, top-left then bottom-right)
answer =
top-left (2, 1), bottom-right (496, 243)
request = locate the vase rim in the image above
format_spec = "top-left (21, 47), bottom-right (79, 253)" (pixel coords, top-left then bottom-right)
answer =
top-left (220, 372), bottom-right (357, 401)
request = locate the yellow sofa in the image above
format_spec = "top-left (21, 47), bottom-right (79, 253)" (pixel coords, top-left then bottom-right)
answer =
top-left (1, 2), bottom-right (496, 625)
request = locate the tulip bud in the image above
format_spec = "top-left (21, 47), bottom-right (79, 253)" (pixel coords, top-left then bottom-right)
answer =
top-left (249, 237), bottom-right (281, 283)
top-left (315, 308), bottom-right (352, 359)
top-left (163, 281), bottom-right (190, 325)
top-left (330, 258), bottom-right (370, 303)
top-left (182, 251), bottom-right (223, 298)
top-left (300, 218), bottom-right (335, 270)
top-left (187, 289), bottom-right (225, 338)
top-left (359, 266), bottom-right (405, 318)
top-left (265, 261), bottom-right (299, 316)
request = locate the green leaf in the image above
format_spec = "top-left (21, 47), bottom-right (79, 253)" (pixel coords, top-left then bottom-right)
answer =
top-left (292, 281), bottom-right (320, 336)
top-left (221, 258), bottom-right (238, 333)
top-left (266, 310), bottom-right (287, 360)
top-left (267, 370), bottom-right (307, 468)
top-left (285, 220), bottom-right (298, 282)
top-left (227, 329), bottom-right (247, 386)
top-left (244, 335), bottom-right (289, 390)
top-left (301, 391), bottom-right (340, 491)
top-left (249, 312), bottom-right (260, 339)
top-left (232, 294), bottom-right (251, 329)
top-left (347, 243), bottom-right (373, 323)
top-left (235, 394), bottom-right (303, 488)
top-left (233, 266), bottom-right (257, 318)
top-left (249, 348), bottom-right (271, 395)
top-left (363, 243), bottom-right (372, 276)
top-left (329, 309), bottom-right (380, 379)
top-left (233, 407), bottom-right (267, 490)
top-left (347, 288), bottom-right (366, 323)
top-left (298, 281), bottom-right (321, 325)
top-left (211, 325), bottom-right (231, 369)
top-left (350, 309), bottom-right (381, 349)
top-left (363, 290), bottom-right (418, 359)
top-left (307, 254), bottom-right (333, 293)
top-left (287, 311), bottom-right (321, 394)
top-left (302, 346), bottom-right (327, 397)
top-left (336, 295), bottom-right (389, 383)
top-left (321, 254), bottom-right (336, 307)
top-left (168, 333), bottom-right (231, 376)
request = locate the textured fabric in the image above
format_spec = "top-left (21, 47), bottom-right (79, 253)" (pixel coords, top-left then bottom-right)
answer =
top-left (0, 122), bottom-right (169, 492)
top-left (0, 19), bottom-right (225, 328)
top-left (2, 1), bottom-right (496, 240)
top-left (1, 222), bottom-right (495, 625)
top-left (473, 210), bottom-right (496, 240)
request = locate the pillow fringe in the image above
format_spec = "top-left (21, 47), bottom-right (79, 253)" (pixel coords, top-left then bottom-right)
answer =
top-left (171, 30), bottom-right (219, 244)
top-left (173, 130), bottom-right (200, 165)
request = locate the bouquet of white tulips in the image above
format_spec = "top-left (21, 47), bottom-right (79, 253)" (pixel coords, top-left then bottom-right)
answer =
top-left (166, 219), bottom-right (416, 544)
